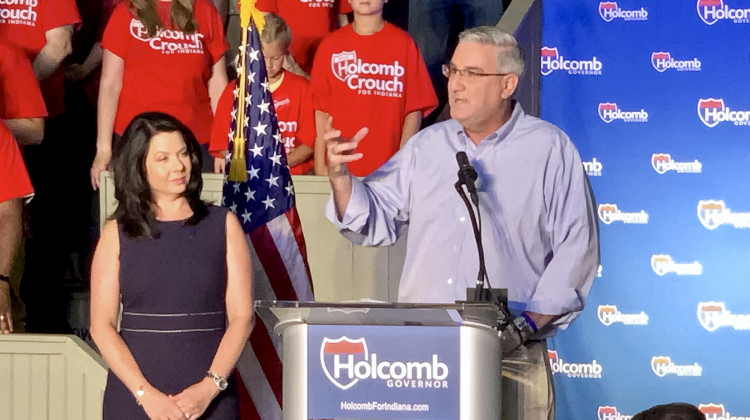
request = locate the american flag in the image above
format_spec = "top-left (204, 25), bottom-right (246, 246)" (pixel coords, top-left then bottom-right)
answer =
top-left (222, 17), bottom-right (314, 420)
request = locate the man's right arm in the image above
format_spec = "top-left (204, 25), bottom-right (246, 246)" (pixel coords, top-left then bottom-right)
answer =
top-left (323, 116), bottom-right (366, 219)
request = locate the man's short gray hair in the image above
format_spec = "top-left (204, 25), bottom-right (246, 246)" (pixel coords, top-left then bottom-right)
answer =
top-left (457, 26), bottom-right (525, 77)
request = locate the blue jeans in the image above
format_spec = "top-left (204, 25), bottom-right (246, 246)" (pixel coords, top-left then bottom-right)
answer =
top-left (408, 0), bottom-right (504, 122)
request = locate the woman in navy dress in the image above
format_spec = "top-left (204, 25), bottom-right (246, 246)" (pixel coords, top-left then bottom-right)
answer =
top-left (91, 112), bottom-right (253, 420)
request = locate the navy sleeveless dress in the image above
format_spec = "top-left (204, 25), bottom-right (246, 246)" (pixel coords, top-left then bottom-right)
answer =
top-left (102, 205), bottom-right (240, 419)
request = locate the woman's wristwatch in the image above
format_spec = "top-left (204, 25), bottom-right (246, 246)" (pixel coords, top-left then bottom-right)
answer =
top-left (206, 371), bottom-right (228, 391)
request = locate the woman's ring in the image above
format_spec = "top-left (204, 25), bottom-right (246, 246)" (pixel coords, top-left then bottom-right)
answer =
top-left (185, 414), bottom-right (190, 419)
top-left (0, 315), bottom-right (5, 321)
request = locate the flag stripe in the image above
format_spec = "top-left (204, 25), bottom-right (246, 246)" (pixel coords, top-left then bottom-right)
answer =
top-left (267, 213), bottom-right (314, 301)
top-left (286, 208), bottom-right (313, 287)
top-left (249, 316), bottom-right (284, 406)
top-left (250, 222), bottom-right (300, 301)
top-left (236, 343), bottom-right (283, 420)
top-left (236, 372), bottom-right (262, 420)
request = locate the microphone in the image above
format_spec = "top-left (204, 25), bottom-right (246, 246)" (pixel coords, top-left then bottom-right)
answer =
top-left (456, 152), bottom-right (479, 206)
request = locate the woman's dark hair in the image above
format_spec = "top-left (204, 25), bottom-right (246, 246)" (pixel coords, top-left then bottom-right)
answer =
top-left (130, 0), bottom-right (197, 37)
top-left (111, 112), bottom-right (207, 239)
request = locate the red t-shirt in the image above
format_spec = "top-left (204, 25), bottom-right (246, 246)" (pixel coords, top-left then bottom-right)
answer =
top-left (102, 0), bottom-right (228, 143)
top-left (0, 43), bottom-right (47, 120)
top-left (256, 0), bottom-right (352, 74)
top-left (209, 71), bottom-right (316, 175)
top-left (0, 0), bottom-right (81, 117)
top-left (0, 121), bottom-right (34, 203)
top-left (310, 23), bottom-right (437, 176)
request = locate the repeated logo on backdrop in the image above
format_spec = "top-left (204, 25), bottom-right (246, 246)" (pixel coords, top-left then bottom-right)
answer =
top-left (697, 200), bottom-right (750, 230)
top-left (540, 47), bottom-right (603, 76)
top-left (696, 0), bottom-right (750, 25)
top-left (597, 406), bottom-right (632, 420)
top-left (697, 98), bottom-right (750, 127)
top-left (651, 52), bottom-right (702, 72)
top-left (598, 103), bottom-right (648, 123)
top-left (697, 302), bottom-right (750, 331)
top-left (598, 204), bottom-right (649, 224)
top-left (597, 305), bottom-right (649, 326)
top-left (650, 254), bottom-right (703, 276)
top-left (598, 2), bottom-right (648, 22)
top-left (699, 403), bottom-right (750, 420)
top-left (650, 356), bottom-right (702, 377)
top-left (651, 153), bottom-right (702, 174)
top-left (548, 350), bottom-right (603, 379)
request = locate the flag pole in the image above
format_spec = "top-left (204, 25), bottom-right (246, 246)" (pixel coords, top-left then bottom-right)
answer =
top-left (228, 1), bottom-right (266, 182)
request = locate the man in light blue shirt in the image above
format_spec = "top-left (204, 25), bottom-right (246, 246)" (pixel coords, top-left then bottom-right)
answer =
top-left (323, 26), bottom-right (599, 420)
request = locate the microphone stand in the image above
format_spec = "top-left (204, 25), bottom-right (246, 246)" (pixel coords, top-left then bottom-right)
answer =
top-left (455, 167), bottom-right (514, 328)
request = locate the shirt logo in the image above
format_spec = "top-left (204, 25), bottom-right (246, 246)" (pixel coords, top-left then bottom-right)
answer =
top-left (330, 50), bottom-right (405, 97)
top-left (299, 0), bottom-right (335, 8)
top-left (129, 19), bottom-right (205, 55)
top-left (0, 0), bottom-right (39, 26)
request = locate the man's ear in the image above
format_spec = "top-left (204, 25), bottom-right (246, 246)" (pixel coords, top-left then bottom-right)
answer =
top-left (501, 74), bottom-right (519, 100)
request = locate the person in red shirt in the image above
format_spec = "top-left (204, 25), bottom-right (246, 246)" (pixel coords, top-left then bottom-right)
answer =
top-left (309, 0), bottom-right (437, 177)
top-left (0, 122), bottom-right (34, 334)
top-left (0, 0), bottom-right (81, 118)
top-left (210, 13), bottom-right (316, 175)
top-left (0, 43), bottom-right (46, 334)
top-left (256, 0), bottom-right (351, 75)
top-left (0, 44), bottom-right (48, 144)
top-left (91, 0), bottom-right (229, 189)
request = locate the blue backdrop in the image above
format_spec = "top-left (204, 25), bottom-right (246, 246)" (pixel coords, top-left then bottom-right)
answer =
top-left (541, 1), bottom-right (750, 419)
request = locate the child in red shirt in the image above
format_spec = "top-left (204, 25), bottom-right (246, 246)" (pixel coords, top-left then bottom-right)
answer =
top-left (310, 0), bottom-right (437, 177)
top-left (210, 13), bottom-right (316, 175)
top-left (91, 0), bottom-right (229, 188)
top-left (256, 0), bottom-right (351, 75)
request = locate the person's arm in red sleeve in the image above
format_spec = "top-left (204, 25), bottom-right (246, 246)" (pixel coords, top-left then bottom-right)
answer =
top-left (205, 2), bottom-right (229, 112)
top-left (402, 38), bottom-right (438, 122)
top-left (34, 25), bottom-right (75, 80)
top-left (209, 82), bottom-right (235, 174)
top-left (1, 46), bottom-right (48, 144)
top-left (287, 83), bottom-right (315, 168)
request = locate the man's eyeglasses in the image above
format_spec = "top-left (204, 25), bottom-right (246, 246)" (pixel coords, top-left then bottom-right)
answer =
top-left (442, 64), bottom-right (510, 80)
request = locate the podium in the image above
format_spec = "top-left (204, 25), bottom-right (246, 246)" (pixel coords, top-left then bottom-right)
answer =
top-left (256, 301), bottom-right (502, 420)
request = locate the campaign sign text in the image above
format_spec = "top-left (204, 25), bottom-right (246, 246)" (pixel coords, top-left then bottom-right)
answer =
top-left (308, 325), bottom-right (460, 419)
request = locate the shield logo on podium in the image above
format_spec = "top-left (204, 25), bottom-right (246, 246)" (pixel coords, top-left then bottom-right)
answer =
top-left (320, 336), bottom-right (368, 390)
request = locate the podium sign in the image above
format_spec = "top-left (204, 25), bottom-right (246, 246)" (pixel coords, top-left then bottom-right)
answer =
top-left (308, 325), bottom-right (460, 419)
top-left (258, 301), bottom-right (501, 420)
